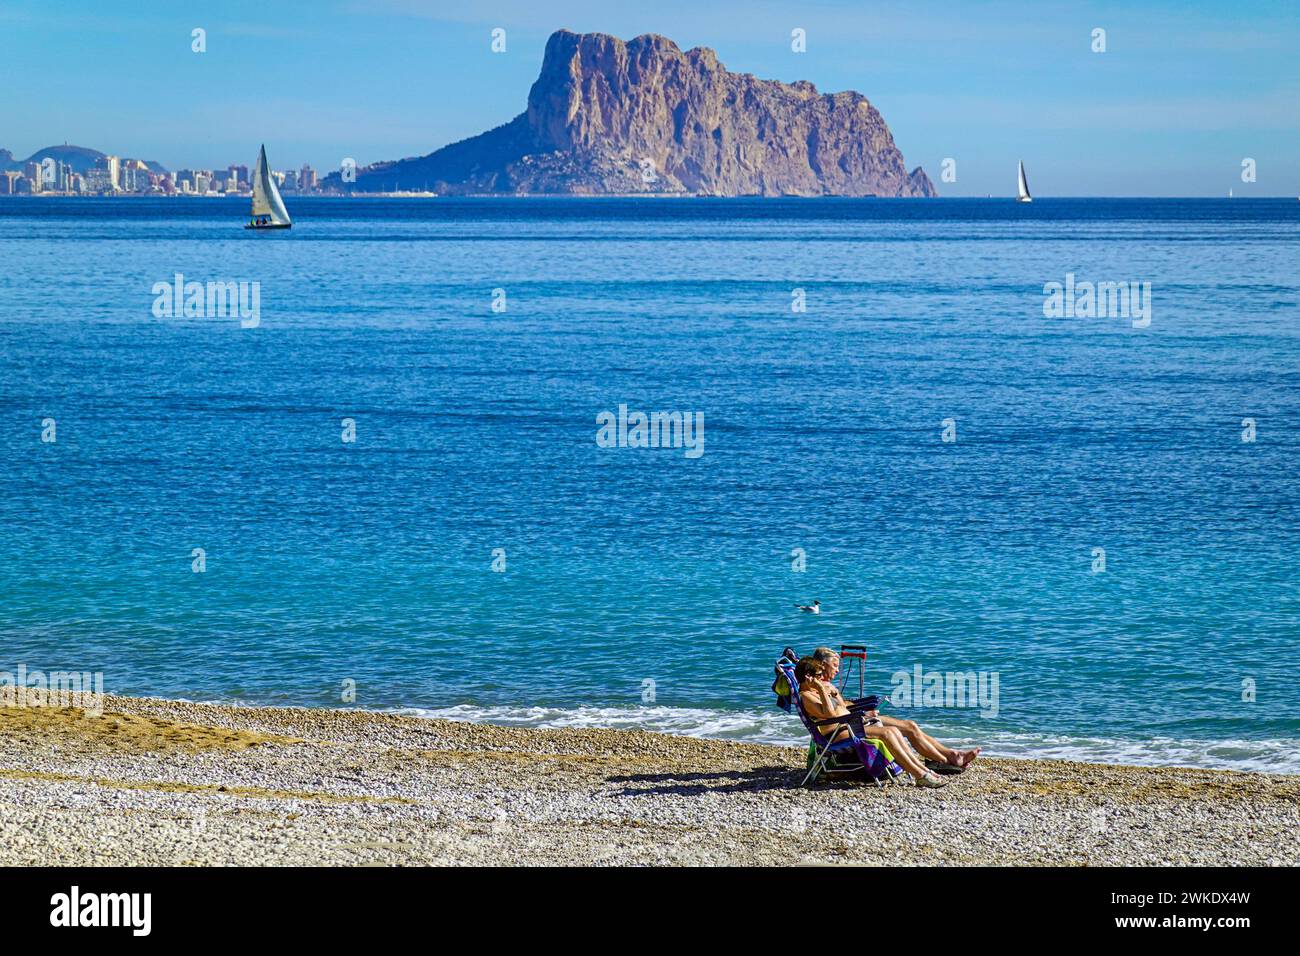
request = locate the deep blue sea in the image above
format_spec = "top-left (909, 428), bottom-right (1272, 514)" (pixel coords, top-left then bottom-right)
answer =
top-left (1, 196), bottom-right (1296, 772)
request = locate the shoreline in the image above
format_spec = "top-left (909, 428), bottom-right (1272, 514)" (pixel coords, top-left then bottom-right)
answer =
top-left (47, 687), bottom-right (1290, 777)
top-left (134, 697), bottom-right (1294, 778)
top-left (2, 694), bottom-right (1296, 866)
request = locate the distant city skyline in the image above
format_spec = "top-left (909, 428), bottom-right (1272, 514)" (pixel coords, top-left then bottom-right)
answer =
top-left (0, 144), bottom-right (325, 197)
top-left (1, 0), bottom-right (1297, 196)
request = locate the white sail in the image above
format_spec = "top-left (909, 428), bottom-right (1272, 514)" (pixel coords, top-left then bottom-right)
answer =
top-left (250, 144), bottom-right (291, 226)
top-left (1017, 160), bottom-right (1032, 203)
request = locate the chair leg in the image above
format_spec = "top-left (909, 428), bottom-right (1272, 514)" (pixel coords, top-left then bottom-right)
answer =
top-left (802, 741), bottom-right (834, 787)
top-left (802, 752), bottom-right (827, 787)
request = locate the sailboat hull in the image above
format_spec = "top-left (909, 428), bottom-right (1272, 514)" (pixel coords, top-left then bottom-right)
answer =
top-left (244, 223), bottom-right (292, 230)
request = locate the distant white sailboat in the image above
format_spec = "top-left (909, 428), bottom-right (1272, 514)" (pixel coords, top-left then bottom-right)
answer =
top-left (246, 144), bottom-right (292, 230)
top-left (1017, 160), bottom-right (1032, 203)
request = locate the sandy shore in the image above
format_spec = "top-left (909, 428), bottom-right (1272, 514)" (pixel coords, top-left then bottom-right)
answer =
top-left (1, 694), bottom-right (1296, 866)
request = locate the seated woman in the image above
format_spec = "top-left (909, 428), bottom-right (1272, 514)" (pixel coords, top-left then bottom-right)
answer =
top-left (796, 656), bottom-right (970, 788)
top-left (813, 647), bottom-right (980, 771)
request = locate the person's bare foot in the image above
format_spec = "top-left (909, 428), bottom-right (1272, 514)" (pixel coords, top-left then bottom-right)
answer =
top-left (958, 747), bottom-right (982, 768)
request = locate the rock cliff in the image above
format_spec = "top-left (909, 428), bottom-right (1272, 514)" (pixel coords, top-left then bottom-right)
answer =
top-left (337, 30), bottom-right (935, 197)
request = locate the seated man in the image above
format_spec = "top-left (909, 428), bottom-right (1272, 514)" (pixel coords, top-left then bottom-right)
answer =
top-left (812, 646), bottom-right (980, 771)
top-left (796, 657), bottom-right (947, 787)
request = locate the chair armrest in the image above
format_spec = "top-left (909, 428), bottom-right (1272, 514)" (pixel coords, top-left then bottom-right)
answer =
top-left (810, 715), bottom-right (853, 730)
top-left (848, 696), bottom-right (883, 712)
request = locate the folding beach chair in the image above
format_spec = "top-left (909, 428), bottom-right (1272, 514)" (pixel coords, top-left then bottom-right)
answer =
top-left (773, 647), bottom-right (906, 787)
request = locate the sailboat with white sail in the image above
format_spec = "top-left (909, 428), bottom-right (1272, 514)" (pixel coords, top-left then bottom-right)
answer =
top-left (246, 144), bottom-right (292, 230)
top-left (1017, 160), bottom-right (1032, 203)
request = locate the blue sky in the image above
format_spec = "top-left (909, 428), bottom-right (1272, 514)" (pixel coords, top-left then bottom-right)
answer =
top-left (1, 0), bottom-right (1296, 195)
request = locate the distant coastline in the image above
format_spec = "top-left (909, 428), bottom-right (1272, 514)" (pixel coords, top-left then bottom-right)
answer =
top-left (3, 193), bottom-right (1299, 200)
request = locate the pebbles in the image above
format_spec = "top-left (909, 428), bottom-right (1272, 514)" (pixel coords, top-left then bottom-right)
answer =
top-left (1, 695), bottom-right (1296, 866)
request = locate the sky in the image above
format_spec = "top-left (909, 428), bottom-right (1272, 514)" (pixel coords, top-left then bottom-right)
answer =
top-left (1, 0), bottom-right (1296, 196)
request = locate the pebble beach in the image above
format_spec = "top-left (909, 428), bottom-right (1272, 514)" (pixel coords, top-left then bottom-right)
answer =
top-left (2, 694), bottom-right (1296, 867)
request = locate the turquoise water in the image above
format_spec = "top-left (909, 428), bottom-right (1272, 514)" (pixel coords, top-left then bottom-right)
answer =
top-left (1, 196), bottom-right (1297, 772)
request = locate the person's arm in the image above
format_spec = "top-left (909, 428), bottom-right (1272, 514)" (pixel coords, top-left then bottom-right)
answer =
top-left (802, 684), bottom-right (854, 740)
top-left (801, 685), bottom-right (837, 723)
top-left (810, 681), bottom-right (847, 720)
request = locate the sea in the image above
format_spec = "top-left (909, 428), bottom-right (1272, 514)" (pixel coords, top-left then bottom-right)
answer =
top-left (1, 196), bottom-right (1296, 773)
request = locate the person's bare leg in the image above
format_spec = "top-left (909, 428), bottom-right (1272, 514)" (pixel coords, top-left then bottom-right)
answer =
top-left (879, 715), bottom-right (978, 767)
top-left (877, 716), bottom-right (952, 763)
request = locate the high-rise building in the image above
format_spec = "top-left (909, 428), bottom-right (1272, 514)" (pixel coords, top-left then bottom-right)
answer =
top-left (116, 159), bottom-right (149, 193)
top-left (84, 169), bottom-right (112, 193)
top-left (90, 156), bottom-right (124, 192)
top-left (299, 164), bottom-right (317, 191)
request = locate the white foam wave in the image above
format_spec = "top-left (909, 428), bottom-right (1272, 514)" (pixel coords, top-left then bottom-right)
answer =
top-left (397, 703), bottom-right (1300, 775)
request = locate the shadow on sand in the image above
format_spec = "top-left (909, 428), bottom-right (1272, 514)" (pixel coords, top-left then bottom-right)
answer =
top-left (606, 765), bottom-right (893, 796)
top-left (608, 759), bottom-right (964, 796)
